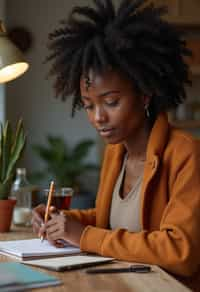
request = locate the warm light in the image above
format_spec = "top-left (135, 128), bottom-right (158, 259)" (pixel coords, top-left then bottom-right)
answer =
top-left (0, 20), bottom-right (29, 84)
top-left (0, 62), bottom-right (29, 83)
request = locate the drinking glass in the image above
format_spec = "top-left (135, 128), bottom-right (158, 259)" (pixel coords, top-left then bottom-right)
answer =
top-left (44, 187), bottom-right (73, 210)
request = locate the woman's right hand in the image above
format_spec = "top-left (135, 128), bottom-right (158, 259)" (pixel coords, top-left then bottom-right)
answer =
top-left (32, 204), bottom-right (61, 246)
top-left (31, 204), bottom-right (46, 236)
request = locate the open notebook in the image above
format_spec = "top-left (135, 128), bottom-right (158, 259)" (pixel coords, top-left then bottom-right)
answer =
top-left (0, 238), bottom-right (80, 260)
top-left (23, 255), bottom-right (114, 271)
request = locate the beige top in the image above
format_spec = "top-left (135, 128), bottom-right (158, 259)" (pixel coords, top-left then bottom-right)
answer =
top-left (110, 155), bottom-right (143, 232)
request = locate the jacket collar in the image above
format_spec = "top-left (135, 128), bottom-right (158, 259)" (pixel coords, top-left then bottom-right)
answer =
top-left (146, 112), bottom-right (169, 162)
top-left (140, 112), bottom-right (170, 228)
top-left (97, 112), bottom-right (170, 228)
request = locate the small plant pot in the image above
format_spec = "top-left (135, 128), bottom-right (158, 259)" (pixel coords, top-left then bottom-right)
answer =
top-left (0, 199), bottom-right (16, 232)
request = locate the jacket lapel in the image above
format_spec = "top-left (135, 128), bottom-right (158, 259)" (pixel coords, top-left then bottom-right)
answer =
top-left (140, 155), bottom-right (160, 228)
top-left (96, 112), bottom-right (170, 229)
top-left (140, 112), bottom-right (170, 229)
top-left (96, 144), bottom-right (125, 228)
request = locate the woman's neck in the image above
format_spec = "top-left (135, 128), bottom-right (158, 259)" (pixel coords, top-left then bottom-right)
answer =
top-left (123, 124), bottom-right (150, 161)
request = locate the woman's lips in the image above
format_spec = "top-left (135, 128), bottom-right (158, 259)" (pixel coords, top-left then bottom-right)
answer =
top-left (98, 128), bottom-right (115, 137)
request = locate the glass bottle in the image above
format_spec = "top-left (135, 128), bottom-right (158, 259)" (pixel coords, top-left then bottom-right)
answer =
top-left (11, 168), bottom-right (32, 226)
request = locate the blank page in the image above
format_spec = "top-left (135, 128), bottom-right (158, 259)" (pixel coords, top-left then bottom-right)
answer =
top-left (0, 238), bottom-right (80, 259)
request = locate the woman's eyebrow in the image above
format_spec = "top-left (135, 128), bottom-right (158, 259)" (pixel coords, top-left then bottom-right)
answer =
top-left (82, 90), bottom-right (120, 100)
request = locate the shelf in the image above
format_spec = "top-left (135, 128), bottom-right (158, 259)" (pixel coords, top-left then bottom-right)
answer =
top-left (167, 18), bottom-right (200, 29)
top-left (170, 120), bottom-right (200, 129)
top-left (190, 66), bottom-right (200, 76)
top-left (149, 1), bottom-right (200, 29)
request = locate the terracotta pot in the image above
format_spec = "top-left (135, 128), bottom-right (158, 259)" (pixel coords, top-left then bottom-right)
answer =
top-left (0, 199), bottom-right (16, 232)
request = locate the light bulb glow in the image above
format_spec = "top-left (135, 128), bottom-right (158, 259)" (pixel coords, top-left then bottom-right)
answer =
top-left (0, 62), bottom-right (29, 83)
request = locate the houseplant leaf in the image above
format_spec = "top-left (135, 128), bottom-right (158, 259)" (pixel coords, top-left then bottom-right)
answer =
top-left (31, 135), bottom-right (99, 193)
top-left (1, 121), bottom-right (12, 182)
top-left (72, 139), bottom-right (95, 161)
top-left (5, 120), bottom-right (26, 182)
top-left (0, 119), bottom-right (26, 200)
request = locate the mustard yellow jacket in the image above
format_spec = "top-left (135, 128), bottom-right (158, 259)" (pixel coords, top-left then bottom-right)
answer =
top-left (66, 113), bottom-right (200, 291)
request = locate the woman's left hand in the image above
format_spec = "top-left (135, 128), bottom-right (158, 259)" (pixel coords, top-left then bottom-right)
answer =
top-left (44, 210), bottom-right (86, 247)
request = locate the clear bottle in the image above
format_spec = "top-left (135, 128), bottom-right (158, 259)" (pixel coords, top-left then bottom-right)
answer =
top-left (11, 168), bottom-right (32, 226)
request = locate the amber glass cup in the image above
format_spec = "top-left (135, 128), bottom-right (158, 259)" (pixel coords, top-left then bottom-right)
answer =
top-left (44, 187), bottom-right (73, 210)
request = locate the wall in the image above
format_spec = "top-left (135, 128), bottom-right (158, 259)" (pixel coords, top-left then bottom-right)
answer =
top-left (5, 0), bottom-right (106, 191)
top-left (5, 0), bottom-right (200, 191)
top-left (0, 0), bottom-right (5, 123)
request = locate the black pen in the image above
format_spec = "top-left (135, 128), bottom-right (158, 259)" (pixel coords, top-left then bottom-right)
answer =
top-left (86, 264), bottom-right (152, 274)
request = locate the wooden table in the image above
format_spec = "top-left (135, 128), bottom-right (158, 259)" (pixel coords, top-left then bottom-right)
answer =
top-left (0, 226), bottom-right (192, 292)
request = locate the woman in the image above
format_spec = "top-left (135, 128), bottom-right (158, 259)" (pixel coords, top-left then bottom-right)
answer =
top-left (32, 0), bottom-right (200, 290)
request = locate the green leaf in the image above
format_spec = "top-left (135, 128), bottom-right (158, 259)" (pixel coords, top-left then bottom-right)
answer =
top-left (0, 124), bottom-right (4, 182)
top-left (0, 177), bottom-right (13, 199)
top-left (0, 119), bottom-right (26, 199)
top-left (72, 139), bottom-right (95, 161)
top-left (31, 135), bottom-right (99, 191)
top-left (32, 145), bottom-right (53, 162)
top-left (5, 120), bottom-right (26, 182)
top-left (1, 121), bottom-right (12, 182)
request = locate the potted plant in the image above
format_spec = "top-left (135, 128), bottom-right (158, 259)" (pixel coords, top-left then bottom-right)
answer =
top-left (0, 120), bottom-right (26, 232)
top-left (30, 135), bottom-right (99, 208)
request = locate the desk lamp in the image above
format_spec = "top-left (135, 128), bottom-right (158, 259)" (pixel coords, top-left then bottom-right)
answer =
top-left (0, 20), bottom-right (29, 83)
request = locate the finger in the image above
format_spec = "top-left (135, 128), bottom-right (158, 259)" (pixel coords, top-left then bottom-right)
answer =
top-left (32, 209), bottom-right (44, 225)
top-left (45, 217), bottom-right (58, 228)
top-left (46, 224), bottom-right (60, 236)
top-left (56, 239), bottom-right (68, 247)
top-left (46, 213), bottom-right (64, 227)
top-left (49, 211), bottom-right (66, 222)
top-left (47, 230), bottom-right (62, 241)
top-left (49, 206), bottom-right (59, 213)
top-left (48, 240), bottom-right (66, 248)
top-left (55, 241), bottom-right (65, 248)
top-left (31, 215), bottom-right (43, 229)
top-left (38, 223), bottom-right (46, 237)
top-left (32, 222), bottom-right (46, 240)
top-left (31, 217), bottom-right (43, 232)
top-left (49, 212), bottom-right (59, 219)
top-left (33, 204), bottom-right (46, 215)
top-left (39, 231), bottom-right (46, 240)
top-left (32, 221), bottom-right (40, 234)
top-left (47, 239), bottom-right (58, 247)
top-left (49, 207), bottom-right (60, 219)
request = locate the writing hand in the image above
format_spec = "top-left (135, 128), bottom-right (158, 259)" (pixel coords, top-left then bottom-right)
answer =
top-left (31, 204), bottom-right (46, 236)
top-left (45, 211), bottom-right (86, 247)
top-left (32, 204), bottom-right (59, 241)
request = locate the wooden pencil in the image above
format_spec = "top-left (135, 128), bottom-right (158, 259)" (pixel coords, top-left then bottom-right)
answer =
top-left (40, 180), bottom-right (55, 242)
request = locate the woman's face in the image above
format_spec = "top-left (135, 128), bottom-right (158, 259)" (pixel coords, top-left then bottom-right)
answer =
top-left (80, 70), bottom-right (146, 144)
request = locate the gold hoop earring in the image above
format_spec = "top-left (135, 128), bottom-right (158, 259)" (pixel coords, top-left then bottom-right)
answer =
top-left (144, 104), bottom-right (150, 118)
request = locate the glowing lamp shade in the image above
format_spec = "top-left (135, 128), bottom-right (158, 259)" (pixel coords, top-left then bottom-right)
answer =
top-left (0, 22), bottom-right (29, 84)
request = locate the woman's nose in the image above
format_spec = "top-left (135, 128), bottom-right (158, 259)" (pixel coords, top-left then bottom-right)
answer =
top-left (94, 106), bottom-right (107, 123)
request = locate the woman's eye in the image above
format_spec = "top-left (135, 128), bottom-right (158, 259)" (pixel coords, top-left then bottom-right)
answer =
top-left (105, 100), bottom-right (119, 107)
top-left (83, 104), bottom-right (93, 110)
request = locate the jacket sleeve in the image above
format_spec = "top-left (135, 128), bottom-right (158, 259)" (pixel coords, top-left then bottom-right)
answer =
top-left (62, 208), bottom-right (96, 226)
top-left (79, 140), bottom-right (200, 277)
